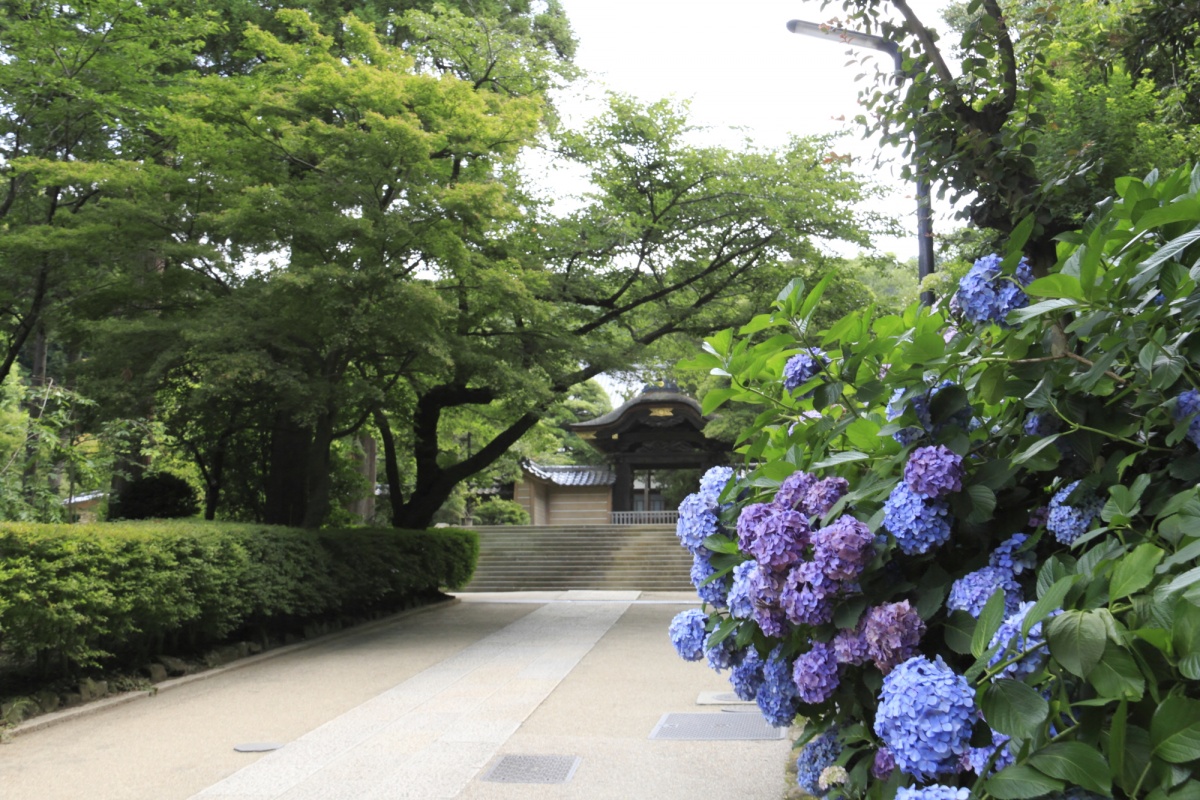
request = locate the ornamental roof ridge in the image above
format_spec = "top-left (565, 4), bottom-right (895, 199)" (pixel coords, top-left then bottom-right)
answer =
top-left (519, 459), bottom-right (616, 487)
top-left (570, 387), bottom-right (704, 431)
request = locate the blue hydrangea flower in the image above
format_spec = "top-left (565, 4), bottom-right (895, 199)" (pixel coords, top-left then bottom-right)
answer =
top-left (668, 609), bottom-right (708, 662)
top-left (691, 552), bottom-right (729, 607)
top-left (874, 655), bottom-right (976, 781)
top-left (957, 253), bottom-right (1033, 327)
top-left (1024, 412), bottom-right (1061, 437)
top-left (804, 477), bottom-right (850, 517)
top-left (792, 640), bottom-right (839, 704)
top-left (864, 601), bottom-right (925, 674)
top-left (961, 728), bottom-right (1015, 776)
top-left (676, 492), bottom-right (718, 553)
top-left (887, 386), bottom-right (933, 446)
top-left (747, 508), bottom-right (810, 570)
top-left (988, 601), bottom-right (1052, 680)
top-left (729, 645), bottom-right (765, 701)
top-left (727, 560), bottom-right (756, 619)
top-left (1174, 389), bottom-right (1200, 447)
top-left (698, 465), bottom-right (734, 505)
top-left (882, 482), bottom-right (952, 555)
top-left (947, 566), bottom-right (1022, 618)
top-left (784, 348), bottom-right (829, 394)
top-left (704, 630), bottom-right (739, 672)
top-left (903, 445), bottom-right (965, 498)
top-left (736, 502), bottom-right (773, 552)
top-left (795, 729), bottom-right (842, 796)
top-left (1046, 480), bottom-right (1103, 545)
top-left (812, 515), bottom-right (874, 582)
top-left (896, 786), bottom-right (971, 800)
top-left (757, 645), bottom-right (800, 727)
top-left (775, 471), bottom-right (818, 512)
top-left (990, 533), bottom-right (1036, 575)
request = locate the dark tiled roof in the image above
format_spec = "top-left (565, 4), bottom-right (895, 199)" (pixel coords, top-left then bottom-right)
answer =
top-left (521, 460), bottom-right (615, 487)
top-left (572, 388), bottom-right (704, 430)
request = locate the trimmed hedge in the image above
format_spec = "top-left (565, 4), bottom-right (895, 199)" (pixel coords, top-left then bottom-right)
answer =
top-left (0, 521), bottom-right (478, 677)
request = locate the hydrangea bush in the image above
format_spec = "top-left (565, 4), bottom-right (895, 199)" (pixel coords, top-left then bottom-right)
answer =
top-left (669, 165), bottom-right (1200, 800)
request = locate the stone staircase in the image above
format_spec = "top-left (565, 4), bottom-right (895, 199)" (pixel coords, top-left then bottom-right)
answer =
top-left (457, 524), bottom-right (695, 592)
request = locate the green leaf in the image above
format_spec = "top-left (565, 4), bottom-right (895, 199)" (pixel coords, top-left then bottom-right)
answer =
top-left (1046, 610), bottom-right (1108, 677)
top-left (1151, 696), bottom-right (1200, 763)
top-left (1111, 543), bottom-right (1165, 601)
top-left (701, 386), bottom-right (739, 415)
top-left (1026, 274), bottom-right (1085, 300)
top-left (1108, 699), bottom-right (1128, 786)
top-left (811, 451), bottom-right (869, 469)
top-left (1028, 741), bottom-right (1112, 794)
top-left (984, 764), bottom-right (1064, 799)
top-left (945, 609), bottom-right (976, 655)
top-left (700, 535), bottom-right (741, 555)
top-left (1012, 434), bottom-right (1062, 465)
top-left (1023, 575), bottom-right (1077, 637)
top-left (704, 616), bottom-right (739, 648)
top-left (965, 484), bottom-right (997, 523)
top-left (1008, 297), bottom-right (1077, 324)
top-left (973, 587), bottom-right (1010, 658)
top-left (981, 679), bottom-right (1050, 738)
top-left (1087, 644), bottom-right (1145, 700)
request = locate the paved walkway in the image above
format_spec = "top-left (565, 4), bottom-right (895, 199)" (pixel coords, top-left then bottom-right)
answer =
top-left (0, 592), bottom-right (792, 800)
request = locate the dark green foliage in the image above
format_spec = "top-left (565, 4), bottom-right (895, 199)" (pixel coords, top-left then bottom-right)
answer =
top-left (107, 473), bottom-right (200, 521)
top-left (470, 499), bottom-right (530, 526)
top-left (0, 521), bottom-right (478, 678)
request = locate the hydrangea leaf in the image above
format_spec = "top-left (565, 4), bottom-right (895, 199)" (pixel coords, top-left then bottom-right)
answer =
top-left (981, 678), bottom-right (1049, 739)
top-left (972, 587), bottom-right (1010, 659)
top-left (1022, 575), bottom-right (1077, 638)
top-left (1110, 543), bottom-right (1165, 601)
top-left (1086, 644), bottom-right (1145, 701)
top-left (1025, 274), bottom-right (1085, 300)
top-left (1150, 696), bottom-right (1200, 763)
top-left (983, 764), bottom-right (1065, 799)
top-left (1028, 741), bottom-right (1111, 794)
top-left (964, 484), bottom-right (997, 524)
top-left (944, 609), bottom-right (976, 655)
top-left (1046, 610), bottom-right (1108, 677)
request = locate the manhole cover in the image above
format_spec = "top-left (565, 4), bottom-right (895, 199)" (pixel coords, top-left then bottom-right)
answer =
top-left (649, 712), bottom-right (786, 741)
top-left (481, 754), bottom-right (581, 784)
top-left (233, 742), bottom-right (284, 753)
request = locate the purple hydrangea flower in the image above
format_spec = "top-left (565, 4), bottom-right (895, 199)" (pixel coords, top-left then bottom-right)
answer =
top-left (871, 747), bottom-right (896, 780)
top-left (691, 552), bottom-right (729, 608)
top-left (1029, 505), bottom-right (1049, 528)
top-left (676, 492), bottom-right (717, 553)
top-left (736, 503), bottom-right (773, 552)
top-left (727, 560), bottom-right (757, 619)
top-left (896, 786), bottom-right (971, 800)
top-left (961, 729), bottom-right (1015, 776)
top-left (757, 645), bottom-right (800, 727)
top-left (864, 601), bottom-right (925, 674)
top-left (780, 561), bottom-right (835, 626)
top-left (775, 471), bottom-right (818, 512)
top-left (792, 641), bottom-right (840, 704)
top-left (887, 386), bottom-right (933, 446)
top-left (882, 482), bottom-right (952, 555)
top-left (1175, 389), bottom-right (1200, 447)
top-left (947, 566), bottom-right (1022, 618)
top-left (747, 508), bottom-right (810, 570)
top-left (698, 465), bottom-right (734, 505)
top-left (874, 655), bottom-right (976, 781)
top-left (704, 630), bottom-right (739, 672)
top-left (796, 729), bottom-right (842, 797)
top-left (957, 254), bottom-right (1033, 327)
top-left (1024, 412), bottom-right (1061, 437)
top-left (812, 515), bottom-right (874, 582)
top-left (1047, 480), bottom-right (1103, 545)
top-left (833, 623), bottom-right (869, 666)
top-left (903, 445), bottom-right (965, 498)
top-left (784, 348), bottom-right (829, 394)
top-left (668, 609), bottom-right (708, 662)
top-left (990, 533), bottom-right (1036, 575)
top-left (729, 645), bottom-right (765, 700)
top-left (804, 477), bottom-right (850, 517)
top-left (749, 566), bottom-right (789, 637)
top-left (988, 601), bottom-right (1052, 680)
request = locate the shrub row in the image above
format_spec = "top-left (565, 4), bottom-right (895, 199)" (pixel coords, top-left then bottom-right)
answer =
top-left (0, 521), bottom-right (478, 677)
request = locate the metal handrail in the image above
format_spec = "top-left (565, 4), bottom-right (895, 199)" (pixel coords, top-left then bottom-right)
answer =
top-left (611, 510), bottom-right (679, 525)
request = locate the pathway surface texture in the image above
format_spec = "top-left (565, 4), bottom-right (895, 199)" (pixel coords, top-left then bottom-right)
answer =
top-left (0, 591), bottom-right (792, 800)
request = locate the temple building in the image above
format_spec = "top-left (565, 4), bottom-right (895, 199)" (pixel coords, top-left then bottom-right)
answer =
top-left (513, 386), bottom-right (730, 525)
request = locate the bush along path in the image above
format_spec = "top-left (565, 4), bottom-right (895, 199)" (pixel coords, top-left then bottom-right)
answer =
top-left (668, 164), bottom-right (1200, 800)
top-left (0, 522), bottom-right (477, 730)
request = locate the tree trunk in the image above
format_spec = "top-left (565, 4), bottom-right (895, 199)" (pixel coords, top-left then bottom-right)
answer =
top-left (300, 411), bottom-right (336, 529)
top-left (373, 410), bottom-right (406, 528)
top-left (263, 415), bottom-right (310, 527)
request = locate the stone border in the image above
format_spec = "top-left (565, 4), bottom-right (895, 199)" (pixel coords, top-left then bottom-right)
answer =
top-left (6, 596), bottom-right (460, 740)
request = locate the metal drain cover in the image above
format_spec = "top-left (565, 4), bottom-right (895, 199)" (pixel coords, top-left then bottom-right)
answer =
top-left (649, 712), bottom-right (787, 741)
top-left (233, 742), bottom-right (284, 753)
top-left (481, 754), bottom-right (581, 784)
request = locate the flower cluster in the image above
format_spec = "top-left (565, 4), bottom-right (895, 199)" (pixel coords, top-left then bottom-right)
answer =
top-left (729, 645), bottom-right (764, 701)
top-left (886, 381), bottom-right (970, 446)
top-left (956, 253), bottom-right (1034, 327)
top-left (792, 640), bottom-right (839, 704)
top-left (988, 601), bottom-right (1051, 680)
top-left (989, 533), bottom-right (1036, 575)
top-left (704, 630), bottom-right (738, 671)
top-left (675, 492), bottom-right (717, 552)
top-left (690, 552), bottom-right (729, 607)
top-left (947, 566), bottom-right (1021, 618)
top-left (726, 560), bottom-right (756, 619)
top-left (1047, 480), bottom-right (1103, 545)
top-left (757, 645), bottom-right (800, 727)
top-left (668, 609), bottom-right (707, 662)
top-left (1175, 389), bottom-right (1200, 447)
top-left (896, 786), bottom-right (971, 800)
top-left (862, 601), bottom-right (925, 674)
top-left (795, 729), bottom-right (842, 797)
top-left (903, 445), bottom-right (964, 498)
top-left (882, 482), bottom-right (951, 555)
top-left (783, 348), bottom-right (829, 394)
top-left (874, 656), bottom-right (975, 781)
top-left (960, 729), bottom-right (1014, 776)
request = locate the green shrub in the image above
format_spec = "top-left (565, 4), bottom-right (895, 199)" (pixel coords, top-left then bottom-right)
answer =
top-left (107, 472), bottom-right (200, 520)
top-left (0, 521), bottom-right (478, 678)
top-left (471, 499), bottom-right (530, 526)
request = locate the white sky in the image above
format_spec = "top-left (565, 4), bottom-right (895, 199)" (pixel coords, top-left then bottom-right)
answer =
top-left (550, 0), bottom-right (954, 261)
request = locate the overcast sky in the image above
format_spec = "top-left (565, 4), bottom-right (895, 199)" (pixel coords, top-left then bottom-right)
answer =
top-left (550, 0), bottom-right (954, 260)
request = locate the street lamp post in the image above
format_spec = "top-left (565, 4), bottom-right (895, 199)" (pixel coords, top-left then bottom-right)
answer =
top-left (786, 19), bottom-right (935, 305)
